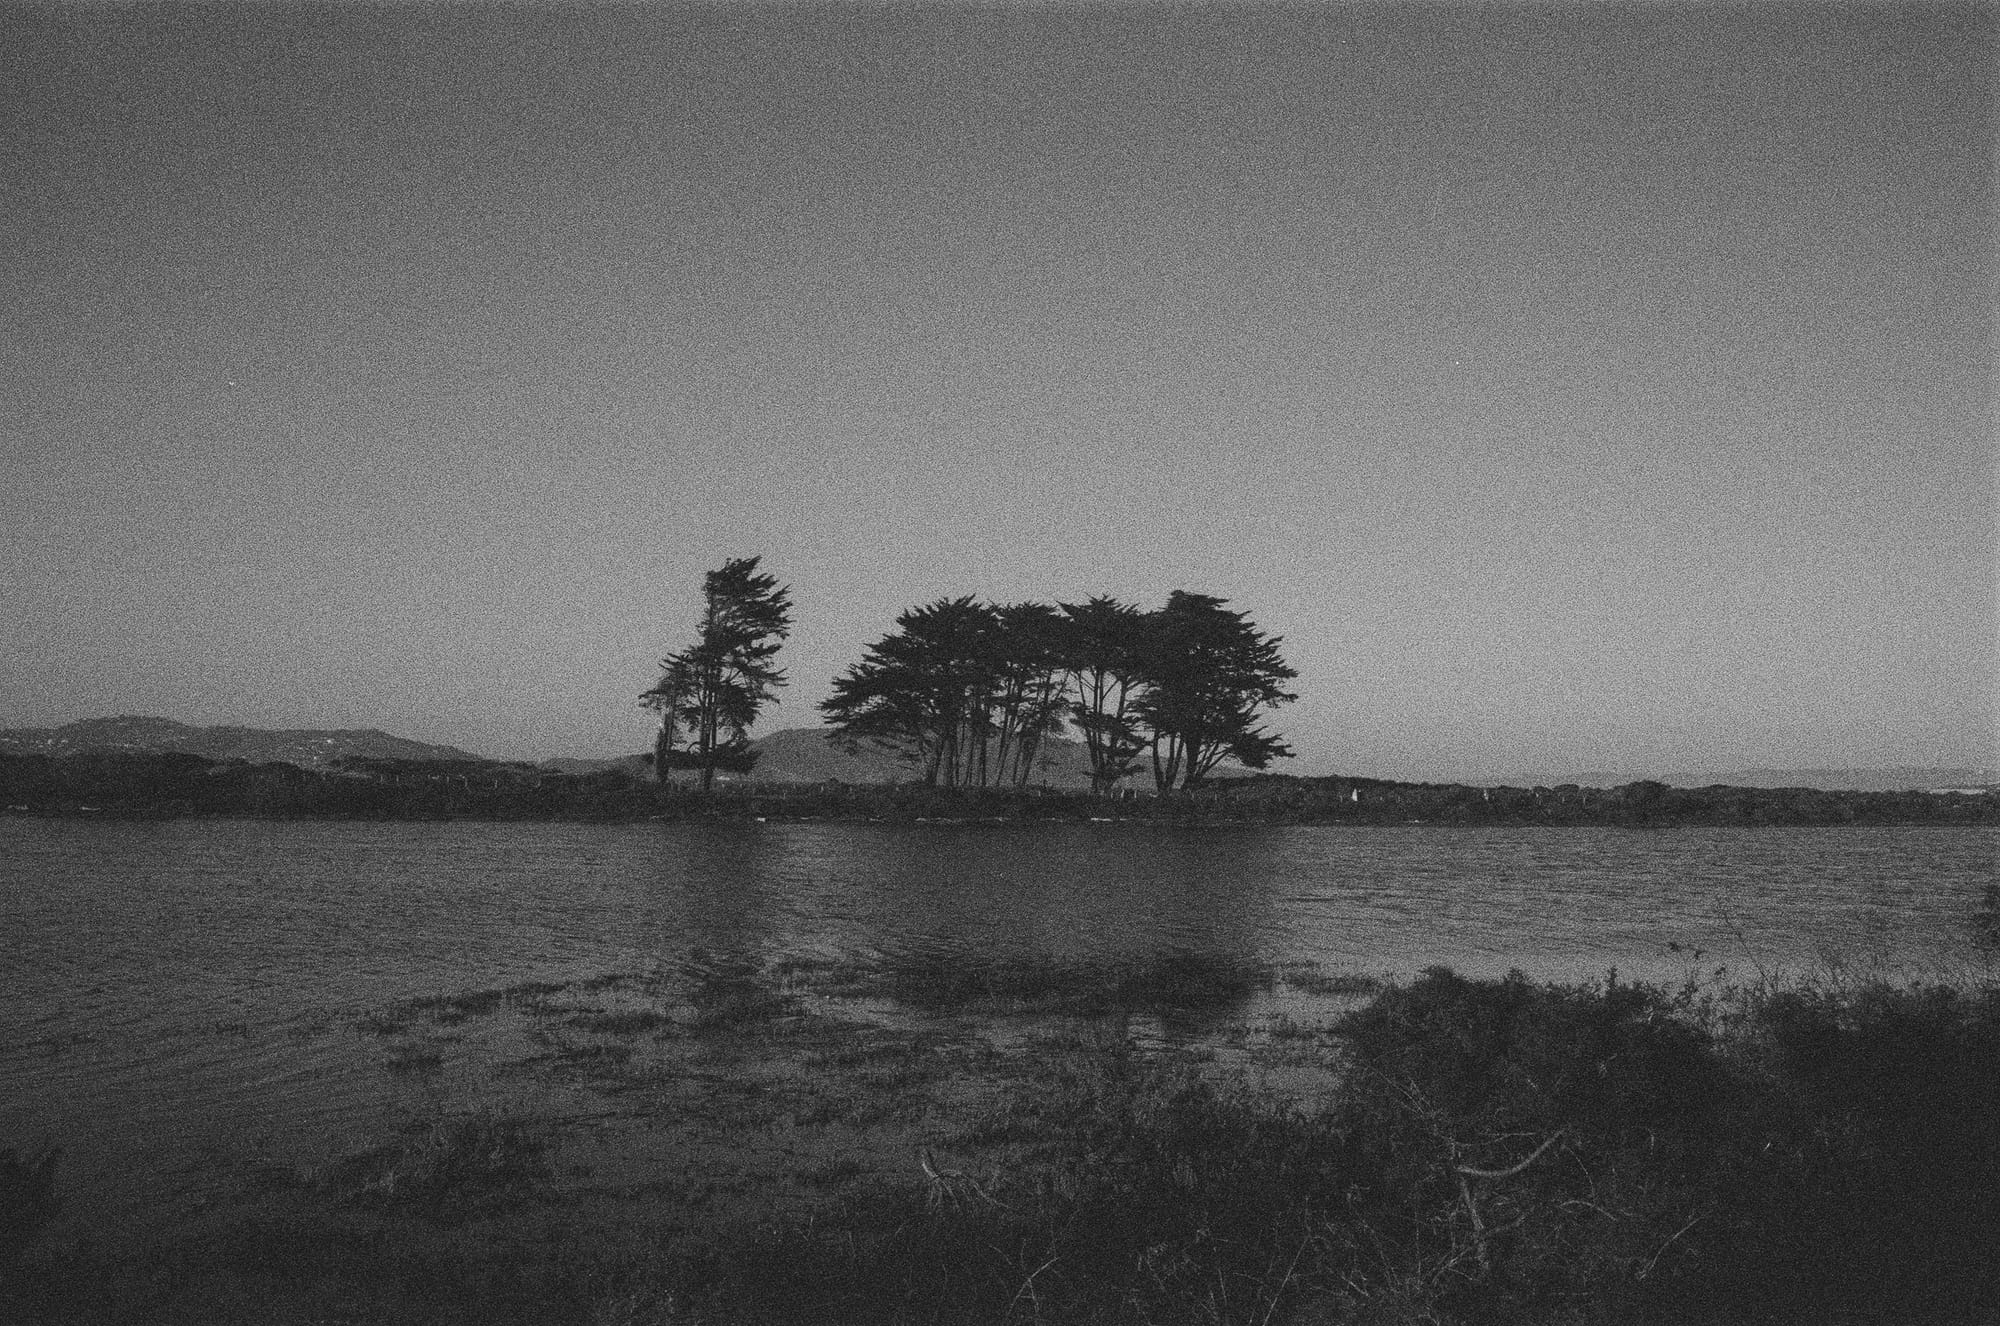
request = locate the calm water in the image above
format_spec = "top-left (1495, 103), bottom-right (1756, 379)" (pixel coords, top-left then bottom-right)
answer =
top-left (3, 817), bottom-right (1993, 1235)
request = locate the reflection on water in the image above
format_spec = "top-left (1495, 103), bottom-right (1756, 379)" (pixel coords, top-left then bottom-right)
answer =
top-left (642, 822), bottom-right (1282, 972)
top-left (0, 816), bottom-right (1992, 1236)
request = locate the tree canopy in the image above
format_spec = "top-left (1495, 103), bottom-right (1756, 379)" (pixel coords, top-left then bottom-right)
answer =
top-left (821, 588), bottom-right (1296, 792)
top-left (1132, 591), bottom-right (1297, 791)
top-left (1059, 596), bottom-right (1149, 794)
top-left (643, 557), bottom-right (794, 791)
top-left (817, 597), bottom-right (1067, 789)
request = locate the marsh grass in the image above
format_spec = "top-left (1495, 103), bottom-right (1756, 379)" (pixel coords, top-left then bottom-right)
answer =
top-left (314, 1111), bottom-right (551, 1221)
top-left (622, 969), bottom-right (2000, 1326)
top-left (359, 979), bottom-right (581, 1038)
top-left (1278, 965), bottom-right (1386, 997)
top-left (568, 1010), bottom-right (674, 1036)
top-left (867, 948), bottom-right (1272, 1015)
top-left (769, 953), bottom-right (879, 999)
top-left (684, 987), bottom-right (799, 1035)
top-left (10, 964), bottom-right (1998, 1325)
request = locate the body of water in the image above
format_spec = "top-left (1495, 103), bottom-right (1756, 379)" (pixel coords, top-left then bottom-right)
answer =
top-left (3, 816), bottom-right (1992, 1237)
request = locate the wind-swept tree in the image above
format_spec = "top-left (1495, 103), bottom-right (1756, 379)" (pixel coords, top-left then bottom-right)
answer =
top-left (1133, 591), bottom-right (1297, 792)
top-left (642, 557), bottom-right (794, 791)
top-left (986, 602), bottom-right (1070, 788)
top-left (1058, 596), bottom-right (1149, 794)
top-left (819, 596), bottom-right (998, 788)
top-left (822, 588), bottom-right (1299, 793)
top-left (820, 597), bottom-right (1074, 789)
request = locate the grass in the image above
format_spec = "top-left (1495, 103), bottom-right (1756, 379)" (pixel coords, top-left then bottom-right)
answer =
top-left (685, 987), bottom-right (799, 1035)
top-left (867, 948), bottom-right (1273, 1015)
top-left (567, 1010), bottom-right (673, 1036)
top-left (8, 964), bottom-right (1998, 1325)
top-left (312, 1110), bottom-right (551, 1221)
top-left (623, 968), bottom-right (2000, 1326)
top-left (1277, 964), bottom-right (1386, 997)
top-left (358, 979), bottom-right (581, 1038)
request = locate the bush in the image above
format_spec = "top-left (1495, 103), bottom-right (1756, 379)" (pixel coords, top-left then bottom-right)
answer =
top-left (1718, 981), bottom-right (2000, 1318)
top-left (1328, 969), bottom-right (1738, 1322)
top-left (1327, 968), bottom-right (2000, 1324)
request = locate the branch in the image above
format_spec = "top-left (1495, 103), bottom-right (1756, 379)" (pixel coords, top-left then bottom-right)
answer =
top-left (1637, 1213), bottom-right (1703, 1280)
top-left (1454, 1128), bottom-right (1569, 1180)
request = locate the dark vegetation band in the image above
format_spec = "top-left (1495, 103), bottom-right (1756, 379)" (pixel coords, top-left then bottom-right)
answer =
top-left (1, 750), bottom-right (1993, 825)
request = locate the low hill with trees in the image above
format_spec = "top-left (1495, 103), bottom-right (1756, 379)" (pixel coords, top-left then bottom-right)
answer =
top-left (0, 716), bottom-right (483, 768)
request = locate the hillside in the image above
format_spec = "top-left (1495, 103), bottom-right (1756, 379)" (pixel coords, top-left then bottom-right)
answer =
top-left (0, 716), bottom-right (485, 769)
top-left (1663, 767), bottom-right (1997, 793)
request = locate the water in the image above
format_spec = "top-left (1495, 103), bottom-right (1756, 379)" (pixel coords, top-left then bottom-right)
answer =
top-left (2, 816), bottom-right (1992, 1237)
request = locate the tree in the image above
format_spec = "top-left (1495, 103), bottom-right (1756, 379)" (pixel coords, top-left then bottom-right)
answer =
top-left (986, 602), bottom-right (1070, 788)
top-left (1133, 591), bottom-right (1297, 792)
top-left (819, 598), bottom-right (1074, 789)
top-left (1058, 596), bottom-right (1150, 794)
top-left (642, 557), bottom-right (794, 791)
top-left (819, 596), bottom-right (999, 788)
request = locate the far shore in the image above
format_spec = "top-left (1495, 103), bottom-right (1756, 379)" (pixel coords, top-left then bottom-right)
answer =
top-left (2, 749), bottom-right (1994, 828)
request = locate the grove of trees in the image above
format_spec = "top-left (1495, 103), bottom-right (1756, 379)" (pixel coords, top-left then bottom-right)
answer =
top-left (642, 557), bottom-right (795, 792)
top-left (820, 591), bottom-right (1298, 792)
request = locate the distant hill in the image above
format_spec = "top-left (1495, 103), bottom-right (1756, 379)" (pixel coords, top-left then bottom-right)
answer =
top-left (1660, 767), bottom-right (1997, 793)
top-left (537, 755), bottom-right (651, 777)
top-left (1523, 767), bottom-right (1996, 793)
top-left (0, 716), bottom-right (485, 768)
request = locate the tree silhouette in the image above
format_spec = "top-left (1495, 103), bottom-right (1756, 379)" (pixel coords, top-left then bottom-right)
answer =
top-left (643, 557), bottom-right (794, 791)
top-left (986, 602), bottom-right (1069, 787)
top-left (819, 596), bottom-right (1000, 787)
top-left (822, 588), bottom-right (1297, 793)
top-left (1133, 591), bottom-right (1297, 791)
top-left (1058, 596), bottom-right (1149, 794)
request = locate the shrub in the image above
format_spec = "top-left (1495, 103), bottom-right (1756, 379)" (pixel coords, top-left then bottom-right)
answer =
top-left (1329, 969), bottom-right (1738, 1322)
top-left (1719, 980), bottom-right (2000, 1317)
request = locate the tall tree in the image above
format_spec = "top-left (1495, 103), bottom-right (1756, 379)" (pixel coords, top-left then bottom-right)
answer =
top-left (1058, 596), bottom-right (1149, 794)
top-left (820, 597), bottom-right (1071, 789)
top-left (987, 602), bottom-right (1070, 788)
top-left (819, 596), bottom-right (999, 788)
top-left (642, 557), bottom-right (794, 791)
top-left (1133, 591), bottom-right (1298, 792)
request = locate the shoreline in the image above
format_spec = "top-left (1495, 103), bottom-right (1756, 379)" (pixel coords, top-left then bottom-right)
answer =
top-left (4, 750), bottom-right (1995, 828)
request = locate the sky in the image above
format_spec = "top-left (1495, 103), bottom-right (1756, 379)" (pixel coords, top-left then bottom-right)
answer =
top-left (3, 1), bottom-right (1993, 781)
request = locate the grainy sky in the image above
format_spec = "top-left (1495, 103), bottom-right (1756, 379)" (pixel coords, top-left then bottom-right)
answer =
top-left (4, 1), bottom-right (1993, 779)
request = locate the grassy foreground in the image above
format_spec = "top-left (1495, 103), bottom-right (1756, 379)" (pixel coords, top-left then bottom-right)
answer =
top-left (4, 957), bottom-right (1997, 1325)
